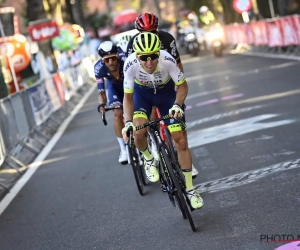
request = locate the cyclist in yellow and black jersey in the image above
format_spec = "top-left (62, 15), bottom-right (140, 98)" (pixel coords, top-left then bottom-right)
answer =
top-left (122, 32), bottom-right (204, 210)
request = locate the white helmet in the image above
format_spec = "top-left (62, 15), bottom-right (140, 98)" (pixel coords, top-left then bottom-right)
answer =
top-left (97, 41), bottom-right (118, 57)
top-left (199, 6), bottom-right (209, 14)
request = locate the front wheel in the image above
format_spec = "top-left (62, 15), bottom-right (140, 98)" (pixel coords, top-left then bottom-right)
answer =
top-left (163, 128), bottom-right (186, 187)
top-left (160, 147), bottom-right (196, 232)
top-left (127, 145), bottom-right (144, 196)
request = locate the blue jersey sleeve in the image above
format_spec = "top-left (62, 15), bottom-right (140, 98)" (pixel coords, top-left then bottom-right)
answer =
top-left (94, 60), bottom-right (105, 92)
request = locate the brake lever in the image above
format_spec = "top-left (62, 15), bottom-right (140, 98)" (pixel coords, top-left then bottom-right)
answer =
top-left (102, 112), bottom-right (107, 126)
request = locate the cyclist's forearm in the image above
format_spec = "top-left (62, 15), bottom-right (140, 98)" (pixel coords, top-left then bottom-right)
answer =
top-left (175, 81), bottom-right (188, 106)
top-left (98, 92), bottom-right (107, 104)
top-left (123, 94), bottom-right (134, 122)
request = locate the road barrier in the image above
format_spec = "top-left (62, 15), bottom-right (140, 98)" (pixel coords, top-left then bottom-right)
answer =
top-left (223, 14), bottom-right (300, 56)
top-left (0, 57), bottom-right (95, 199)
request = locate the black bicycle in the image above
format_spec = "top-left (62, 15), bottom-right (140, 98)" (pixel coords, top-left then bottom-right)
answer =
top-left (130, 114), bottom-right (196, 232)
top-left (101, 106), bottom-right (147, 196)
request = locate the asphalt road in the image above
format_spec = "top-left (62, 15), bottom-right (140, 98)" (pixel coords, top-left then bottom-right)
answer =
top-left (0, 52), bottom-right (300, 250)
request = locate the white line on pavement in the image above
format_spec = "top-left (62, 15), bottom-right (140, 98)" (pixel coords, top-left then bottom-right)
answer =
top-left (186, 105), bottom-right (263, 128)
top-left (234, 51), bottom-right (300, 61)
top-left (188, 114), bottom-right (296, 149)
top-left (0, 85), bottom-right (97, 216)
top-left (230, 89), bottom-right (300, 105)
top-left (186, 70), bottom-right (232, 82)
top-left (195, 159), bottom-right (300, 194)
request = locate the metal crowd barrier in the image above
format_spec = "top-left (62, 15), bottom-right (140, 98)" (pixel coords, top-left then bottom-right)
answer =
top-left (0, 57), bottom-right (95, 198)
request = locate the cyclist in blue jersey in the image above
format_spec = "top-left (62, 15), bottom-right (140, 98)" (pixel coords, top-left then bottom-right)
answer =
top-left (122, 32), bottom-right (204, 209)
top-left (95, 41), bottom-right (128, 164)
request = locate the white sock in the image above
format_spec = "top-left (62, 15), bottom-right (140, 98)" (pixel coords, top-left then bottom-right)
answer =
top-left (117, 137), bottom-right (126, 152)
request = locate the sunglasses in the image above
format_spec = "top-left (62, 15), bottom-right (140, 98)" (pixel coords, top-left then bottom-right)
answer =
top-left (138, 53), bottom-right (159, 62)
top-left (103, 56), bottom-right (118, 63)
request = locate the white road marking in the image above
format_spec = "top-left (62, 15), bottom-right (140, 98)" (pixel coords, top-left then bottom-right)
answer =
top-left (251, 151), bottom-right (295, 163)
top-left (236, 51), bottom-right (300, 61)
top-left (195, 159), bottom-right (300, 193)
top-left (186, 105), bottom-right (263, 129)
top-left (0, 85), bottom-right (97, 216)
top-left (186, 70), bottom-right (232, 82)
top-left (269, 61), bottom-right (299, 69)
top-left (188, 114), bottom-right (296, 148)
top-left (233, 134), bottom-right (274, 145)
top-left (231, 89), bottom-right (300, 105)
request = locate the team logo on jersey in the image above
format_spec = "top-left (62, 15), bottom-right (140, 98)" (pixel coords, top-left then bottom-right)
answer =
top-left (94, 63), bottom-right (102, 75)
top-left (154, 71), bottom-right (162, 78)
top-left (139, 74), bottom-right (148, 80)
top-left (177, 71), bottom-right (185, 81)
top-left (170, 118), bottom-right (174, 124)
top-left (164, 56), bottom-right (176, 64)
top-left (113, 95), bottom-right (117, 99)
top-left (127, 48), bottom-right (133, 56)
top-left (170, 40), bottom-right (177, 57)
top-left (96, 78), bottom-right (103, 83)
top-left (140, 80), bottom-right (162, 87)
top-left (124, 59), bottom-right (137, 72)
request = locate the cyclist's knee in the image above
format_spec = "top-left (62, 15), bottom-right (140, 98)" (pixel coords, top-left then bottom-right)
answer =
top-left (113, 109), bottom-right (123, 121)
top-left (133, 117), bottom-right (148, 143)
top-left (134, 129), bottom-right (147, 143)
top-left (172, 131), bottom-right (188, 151)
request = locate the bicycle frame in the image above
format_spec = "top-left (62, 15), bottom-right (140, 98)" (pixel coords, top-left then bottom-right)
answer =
top-left (135, 114), bottom-right (181, 183)
top-left (154, 107), bottom-right (186, 150)
top-left (155, 107), bottom-right (168, 143)
top-left (137, 116), bottom-right (176, 190)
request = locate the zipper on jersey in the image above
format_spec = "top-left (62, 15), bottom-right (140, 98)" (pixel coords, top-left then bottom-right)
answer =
top-left (149, 74), bottom-right (157, 94)
top-left (153, 83), bottom-right (156, 94)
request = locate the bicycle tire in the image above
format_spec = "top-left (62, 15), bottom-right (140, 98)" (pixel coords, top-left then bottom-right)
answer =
top-left (163, 128), bottom-right (186, 189)
top-left (174, 193), bottom-right (187, 219)
top-left (136, 149), bottom-right (147, 186)
top-left (160, 147), bottom-right (196, 232)
top-left (127, 145), bottom-right (144, 196)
